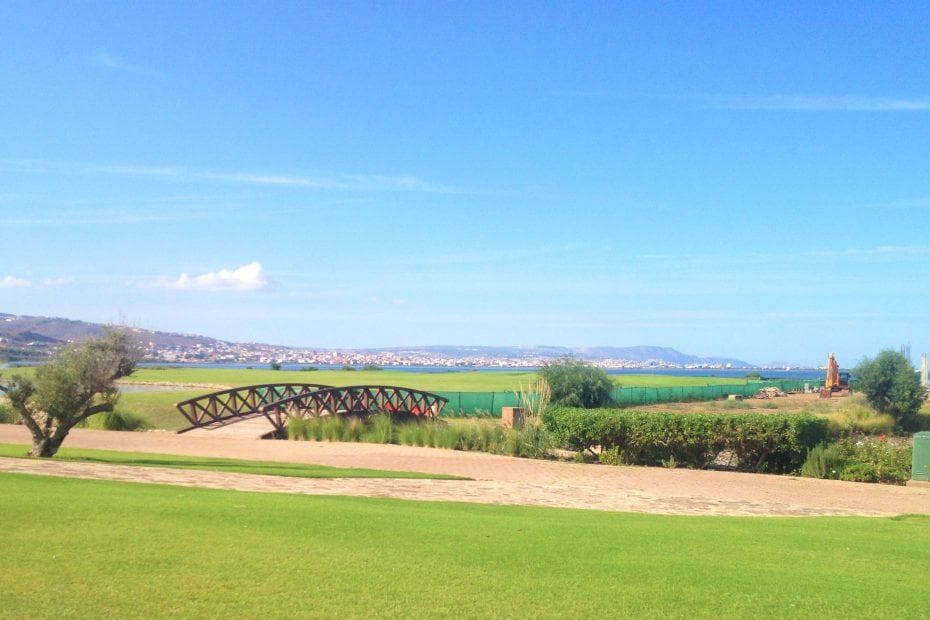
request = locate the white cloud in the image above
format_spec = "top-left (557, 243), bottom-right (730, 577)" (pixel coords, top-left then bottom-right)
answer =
top-left (0, 276), bottom-right (31, 288)
top-left (0, 159), bottom-right (461, 194)
top-left (92, 51), bottom-right (161, 78)
top-left (714, 94), bottom-right (930, 111)
top-left (158, 262), bottom-right (271, 292)
top-left (43, 276), bottom-right (75, 287)
top-left (200, 171), bottom-right (346, 189)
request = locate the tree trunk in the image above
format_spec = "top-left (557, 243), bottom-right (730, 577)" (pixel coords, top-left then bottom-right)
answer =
top-left (29, 436), bottom-right (64, 458)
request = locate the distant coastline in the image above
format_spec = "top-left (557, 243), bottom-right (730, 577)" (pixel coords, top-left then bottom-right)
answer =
top-left (112, 361), bottom-right (824, 381)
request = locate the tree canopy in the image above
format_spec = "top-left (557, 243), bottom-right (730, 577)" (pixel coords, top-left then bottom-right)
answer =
top-left (0, 329), bottom-right (142, 457)
top-left (854, 350), bottom-right (926, 432)
top-left (538, 358), bottom-right (613, 408)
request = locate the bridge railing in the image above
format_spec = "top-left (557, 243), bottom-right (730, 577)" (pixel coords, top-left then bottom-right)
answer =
top-left (176, 383), bottom-right (332, 429)
top-left (262, 385), bottom-right (448, 433)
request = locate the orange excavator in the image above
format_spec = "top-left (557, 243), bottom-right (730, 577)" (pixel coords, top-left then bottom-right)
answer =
top-left (820, 352), bottom-right (850, 398)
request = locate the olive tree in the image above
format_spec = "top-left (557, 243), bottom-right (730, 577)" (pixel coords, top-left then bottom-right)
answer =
top-left (854, 350), bottom-right (926, 432)
top-left (0, 329), bottom-right (142, 457)
top-left (538, 357), bottom-right (613, 408)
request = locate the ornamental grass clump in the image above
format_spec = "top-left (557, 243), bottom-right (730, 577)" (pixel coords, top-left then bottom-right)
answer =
top-left (364, 414), bottom-right (395, 443)
top-left (286, 413), bottom-right (553, 459)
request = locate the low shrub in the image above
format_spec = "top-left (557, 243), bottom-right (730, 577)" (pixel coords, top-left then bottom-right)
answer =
top-left (721, 400), bottom-right (752, 410)
top-left (799, 443), bottom-right (845, 479)
top-left (800, 437), bottom-right (912, 485)
top-left (83, 411), bottom-right (149, 432)
top-left (0, 402), bottom-right (19, 424)
top-left (542, 407), bottom-right (830, 473)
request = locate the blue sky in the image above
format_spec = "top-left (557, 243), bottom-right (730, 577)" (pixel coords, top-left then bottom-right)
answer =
top-left (1, 1), bottom-right (929, 365)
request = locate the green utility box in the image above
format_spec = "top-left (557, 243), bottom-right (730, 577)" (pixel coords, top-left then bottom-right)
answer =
top-left (912, 432), bottom-right (930, 482)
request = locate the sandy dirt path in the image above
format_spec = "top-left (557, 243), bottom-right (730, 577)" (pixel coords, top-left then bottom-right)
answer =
top-left (1, 425), bottom-right (928, 517)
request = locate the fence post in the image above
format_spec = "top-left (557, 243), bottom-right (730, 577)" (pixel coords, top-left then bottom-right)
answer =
top-left (490, 392), bottom-right (496, 416)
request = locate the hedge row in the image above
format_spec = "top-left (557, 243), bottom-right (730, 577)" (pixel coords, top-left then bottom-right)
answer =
top-left (542, 407), bottom-right (830, 473)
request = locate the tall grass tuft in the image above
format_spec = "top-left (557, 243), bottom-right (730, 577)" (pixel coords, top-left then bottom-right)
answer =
top-left (513, 377), bottom-right (552, 419)
top-left (364, 414), bottom-right (395, 444)
top-left (828, 396), bottom-right (896, 435)
top-left (285, 413), bottom-right (553, 459)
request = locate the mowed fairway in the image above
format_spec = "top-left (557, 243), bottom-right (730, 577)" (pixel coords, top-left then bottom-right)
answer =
top-left (2, 473), bottom-right (929, 618)
top-left (0, 443), bottom-right (461, 479)
top-left (122, 367), bottom-right (749, 391)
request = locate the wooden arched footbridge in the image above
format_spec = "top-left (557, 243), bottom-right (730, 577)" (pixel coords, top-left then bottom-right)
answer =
top-left (176, 383), bottom-right (447, 436)
top-left (261, 385), bottom-right (448, 434)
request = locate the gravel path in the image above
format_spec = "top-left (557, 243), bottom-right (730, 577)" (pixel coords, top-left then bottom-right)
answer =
top-left (1, 425), bottom-right (928, 516)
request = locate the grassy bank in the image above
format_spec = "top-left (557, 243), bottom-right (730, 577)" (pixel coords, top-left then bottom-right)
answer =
top-left (2, 473), bottom-right (929, 617)
top-left (0, 443), bottom-right (458, 479)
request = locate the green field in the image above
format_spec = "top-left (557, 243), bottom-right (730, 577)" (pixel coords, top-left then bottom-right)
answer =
top-left (2, 473), bottom-right (928, 617)
top-left (120, 367), bottom-right (748, 391)
top-left (0, 443), bottom-right (459, 479)
top-left (115, 390), bottom-right (203, 430)
top-left (2, 367), bottom-right (762, 431)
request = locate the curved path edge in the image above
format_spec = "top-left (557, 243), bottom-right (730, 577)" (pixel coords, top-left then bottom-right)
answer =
top-left (0, 425), bottom-right (928, 517)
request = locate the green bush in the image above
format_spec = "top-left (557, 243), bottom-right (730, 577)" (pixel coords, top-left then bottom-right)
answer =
top-left (542, 407), bottom-right (830, 473)
top-left (838, 438), bottom-right (912, 484)
top-left (361, 364), bottom-right (383, 371)
top-left (799, 443), bottom-right (845, 479)
top-left (0, 402), bottom-right (19, 424)
top-left (538, 358), bottom-right (613, 408)
top-left (800, 437), bottom-right (912, 485)
top-left (83, 411), bottom-right (150, 432)
top-left (854, 350), bottom-right (926, 431)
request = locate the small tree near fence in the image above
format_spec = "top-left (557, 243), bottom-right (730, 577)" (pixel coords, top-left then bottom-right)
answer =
top-left (0, 329), bottom-right (142, 457)
top-left (538, 358), bottom-right (613, 408)
top-left (854, 350), bottom-right (926, 432)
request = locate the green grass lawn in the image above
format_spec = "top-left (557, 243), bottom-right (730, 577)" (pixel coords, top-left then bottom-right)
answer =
top-left (0, 443), bottom-right (459, 480)
top-left (114, 390), bottom-right (203, 431)
top-left (1, 473), bottom-right (928, 617)
top-left (120, 367), bottom-right (748, 391)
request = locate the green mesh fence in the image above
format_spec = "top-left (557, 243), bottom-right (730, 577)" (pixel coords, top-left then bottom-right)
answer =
top-left (434, 391), bottom-right (522, 417)
top-left (436, 379), bottom-right (823, 417)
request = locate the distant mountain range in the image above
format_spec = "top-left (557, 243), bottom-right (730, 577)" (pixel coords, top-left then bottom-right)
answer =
top-left (0, 313), bottom-right (227, 360)
top-left (0, 312), bottom-right (754, 367)
top-left (356, 345), bottom-right (753, 367)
